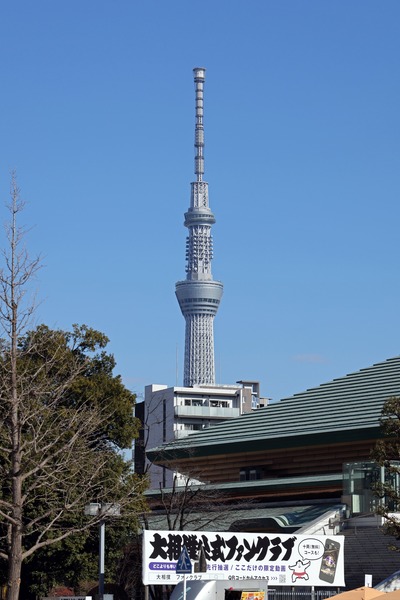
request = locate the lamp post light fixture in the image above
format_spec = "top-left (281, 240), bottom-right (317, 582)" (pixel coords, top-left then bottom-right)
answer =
top-left (84, 502), bottom-right (121, 600)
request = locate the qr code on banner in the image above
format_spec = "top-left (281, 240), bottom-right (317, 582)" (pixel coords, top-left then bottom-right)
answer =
top-left (279, 575), bottom-right (286, 584)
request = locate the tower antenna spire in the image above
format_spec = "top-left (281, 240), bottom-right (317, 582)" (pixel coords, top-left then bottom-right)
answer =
top-left (193, 67), bottom-right (205, 183)
top-left (175, 68), bottom-right (223, 387)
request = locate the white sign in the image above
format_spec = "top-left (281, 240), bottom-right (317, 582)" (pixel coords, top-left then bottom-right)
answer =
top-left (142, 530), bottom-right (345, 587)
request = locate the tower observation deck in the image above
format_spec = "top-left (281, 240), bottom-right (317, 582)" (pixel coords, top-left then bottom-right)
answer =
top-left (175, 68), bottom-right (223, 387)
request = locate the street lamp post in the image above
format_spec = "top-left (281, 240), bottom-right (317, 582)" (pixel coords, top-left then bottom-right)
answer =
top-left (99, 516), bottom-right (105, 598)
top-left (84, 502), bottom-right (121, 600)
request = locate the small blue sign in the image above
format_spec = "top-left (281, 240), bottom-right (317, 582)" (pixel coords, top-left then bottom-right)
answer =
top-left (176, 546), bottom-right (192, 574)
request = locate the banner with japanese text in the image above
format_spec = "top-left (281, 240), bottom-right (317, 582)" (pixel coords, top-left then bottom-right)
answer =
top-left (142, 530), bottom-right (345, 587)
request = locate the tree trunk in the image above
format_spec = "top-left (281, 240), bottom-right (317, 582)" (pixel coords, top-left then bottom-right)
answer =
top-left (7, 523), bottom-right (22, 600)
top-left (7, 187), bottom-right (23, 600)
top-left (7, 417), bottom-right (23, 600)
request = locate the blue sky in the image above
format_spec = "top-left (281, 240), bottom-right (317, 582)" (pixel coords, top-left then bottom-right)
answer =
top-left (0, 1), bottom-right (399, 402)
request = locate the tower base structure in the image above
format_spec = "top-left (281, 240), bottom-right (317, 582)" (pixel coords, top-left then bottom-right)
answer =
top-left (176, 279), bottom-right (223, 386)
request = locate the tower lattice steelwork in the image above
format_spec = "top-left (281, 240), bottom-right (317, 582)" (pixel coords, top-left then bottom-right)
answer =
top-left (176, 68), bottom-right (223, 387)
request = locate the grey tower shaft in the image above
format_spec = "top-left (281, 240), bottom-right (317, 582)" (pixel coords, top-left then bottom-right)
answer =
top-left (175, 68), bottom-right (223, 387)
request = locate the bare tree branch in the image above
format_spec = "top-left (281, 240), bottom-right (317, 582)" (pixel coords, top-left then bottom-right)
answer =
top-left (0, 176), bottom-right (146, 600)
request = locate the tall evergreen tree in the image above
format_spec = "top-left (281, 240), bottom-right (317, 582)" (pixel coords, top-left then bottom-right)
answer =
top-left (372, 396), bottom-right (400, 546)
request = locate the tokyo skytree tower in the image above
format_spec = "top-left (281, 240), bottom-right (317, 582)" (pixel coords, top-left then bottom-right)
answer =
top-left (175, 68), bottom-right (223, 387)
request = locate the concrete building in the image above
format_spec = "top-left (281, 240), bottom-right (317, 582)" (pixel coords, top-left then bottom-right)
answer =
top-left (137, 380), bottom-right (265, 489)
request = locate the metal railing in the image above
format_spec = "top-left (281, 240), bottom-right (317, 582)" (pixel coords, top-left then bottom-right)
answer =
top-left (268, 590), bottom-right (338, 600)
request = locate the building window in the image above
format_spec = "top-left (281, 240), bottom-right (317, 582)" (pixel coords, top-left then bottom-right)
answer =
top-left (249, 469), bottom-right (258, 481)
top-left (239, 467), bottom-right (262, 481)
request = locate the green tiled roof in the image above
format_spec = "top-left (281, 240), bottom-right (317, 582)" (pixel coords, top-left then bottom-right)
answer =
top-left (147, 356), bottom-right (400, 459)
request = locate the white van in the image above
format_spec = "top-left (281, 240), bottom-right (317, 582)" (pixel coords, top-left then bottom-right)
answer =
top-left (170, 579), bottom-right (269, 600)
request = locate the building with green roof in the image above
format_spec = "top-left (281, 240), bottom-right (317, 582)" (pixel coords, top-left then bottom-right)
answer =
top-left (147, 355), bottom-right (400, 507)
top-left (145, 357), bottom-right (400, 589)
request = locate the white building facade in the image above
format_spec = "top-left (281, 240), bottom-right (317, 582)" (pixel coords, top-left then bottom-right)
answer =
top-left (141, 381), bottom-right (265, 489)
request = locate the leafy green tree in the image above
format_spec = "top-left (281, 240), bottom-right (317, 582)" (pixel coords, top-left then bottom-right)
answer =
top-left (0, 175), bottom-right (147, 600)
top-left (10, 324), bottom-right (148, 598)
top-left (372, 396), bottom-right (400, 545)
top-left (20, 510), bottom-right (142, 599)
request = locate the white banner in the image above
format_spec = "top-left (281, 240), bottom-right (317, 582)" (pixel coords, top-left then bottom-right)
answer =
top-left (142, 530), bottom-right (345, 587)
